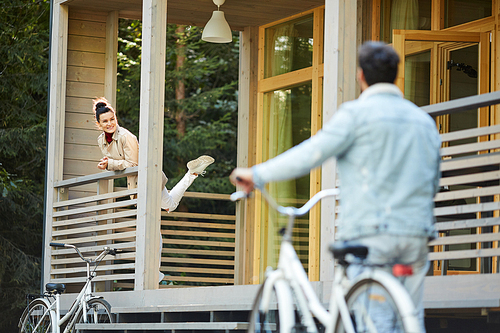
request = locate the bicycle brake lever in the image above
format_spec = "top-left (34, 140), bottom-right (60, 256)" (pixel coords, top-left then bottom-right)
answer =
top-left (108, 249), bottom-right (122, 256)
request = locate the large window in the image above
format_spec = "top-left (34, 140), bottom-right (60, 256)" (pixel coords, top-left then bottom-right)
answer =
top-left (255, 7), bottom-right (324, 282)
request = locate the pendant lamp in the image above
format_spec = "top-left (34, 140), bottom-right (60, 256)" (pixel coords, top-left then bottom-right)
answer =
top-left (202, 0), bottom-right (232, 43)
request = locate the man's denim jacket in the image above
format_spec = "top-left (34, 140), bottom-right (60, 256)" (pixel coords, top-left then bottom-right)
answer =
top-left (253, 83), bottom-right (441, 241)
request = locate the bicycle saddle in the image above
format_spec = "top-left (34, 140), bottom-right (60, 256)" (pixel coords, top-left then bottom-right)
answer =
top-left (46, 283), bottom-right (66, 294)
top-left (329, 242), bottom-right (368, 261)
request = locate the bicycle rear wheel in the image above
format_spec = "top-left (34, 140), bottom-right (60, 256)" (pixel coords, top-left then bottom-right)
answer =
top-left (334, 279), bottom-right (412, 333)
top-left (75, 298), bottom-right (113, 332)
top-left (18, 299), bottom-right (52, 333)
top-left (248, 280), bottom-right (295, 333)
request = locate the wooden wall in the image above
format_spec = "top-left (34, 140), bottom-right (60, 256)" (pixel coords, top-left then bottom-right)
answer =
top-left (64, 9), bottom-right (108, 198)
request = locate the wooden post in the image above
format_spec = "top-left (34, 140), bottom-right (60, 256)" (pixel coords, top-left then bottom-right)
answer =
top-left (236, 27), bottom-right (258, 285)
top-left (105, 11), bottom-right (119, 106)
top-left (135, 0), bottom-right (167, 291)
top-left (320, 0), bottom-right (358, 282)
top-left (43, 1), bottom-right (68, 288)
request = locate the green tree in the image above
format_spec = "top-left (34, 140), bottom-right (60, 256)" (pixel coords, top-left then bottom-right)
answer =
top-left (117, 20), bottom-right (239, 211)
top-left (0, 0), bottom-right (50, 330)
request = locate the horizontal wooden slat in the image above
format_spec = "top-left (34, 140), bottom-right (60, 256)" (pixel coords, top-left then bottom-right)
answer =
top-left (163, 211), bottom-right (235, 221)
top-left (162, 248), bottom-right (234, 257)
top-left (51, 263), bottom-right (135, 275)
top-left (52, 230), bottom-right (136, 245)
top-left (53, 210), bottom-right (136, 227)
top-left (161, 230), bottom-right (235, 239)
top-left (67, 65), bottom-right (105, 85)
top-left (160, 266), bottom-right (234, 274)
top-left (422, 90), bottom-right (500, 116)
top-left (69, 19), bottom-right (106, 38)
top-left (161, 257), bottom-right (234, 265)
top-left (50, 273), bottom-right (135, 284)
top-left (64, 143), bottom-right (102, 161)
top-left (51, 242), bottom-right (136, 256)
top-left (54, 188), bottom-right (137, 208)
top-left (64, 159), bottom-right (102, 177)
top-left (440, 124), bottom-right (500, 142)
top-left (67, 81), bottom-right (104, 99)
top-left (182, 192), bottom-right (232, 200)
top-left (435, 217), bottom-right (500, 231)
top-left (161, 239), bottom-right (235, 247)
top-left (53, 198), bottom-right (137, 217)
top-left (66, 96), bottom-right (94, 113)
top-left (434, 201), bottom-right (500, 217)
top-left (65, 127), bottom-right (100, 145)
top-left (68, 35), bottom-right (106, 53)
top-left (161, 276), bottom-right (233, 283)
top-left (440, 153), bottom-right (500, 172)
top-left (52, 252), bottom-right (135, 264)
top-left (428, 248), bottom-right (500, 261)
top-left (434, 185), bottom-right (500, 202)
top-left (440, 140), bottom-right (500, 157)
top-left (439, 170), bottom-right (500, 187)
top-left (65, 110), bottom-right (100, 130)
top-left (67, 50), bottom-right (105, 69)
top-left (55, 167), bottom-right (138, 188)
top-left (69, 9), bottom-right (108, 22)
top-left (53, 220), bottom-right (136, 237)
top-left (429, 232), bottom-right (500, 246)
top-left (161, 221), bottom-right (235, 229)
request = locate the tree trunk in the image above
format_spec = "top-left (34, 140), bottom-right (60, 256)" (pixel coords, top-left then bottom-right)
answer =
top-left (175, 25), bottom-right (186, 138)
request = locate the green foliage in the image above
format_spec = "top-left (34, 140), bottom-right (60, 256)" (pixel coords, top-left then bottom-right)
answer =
top-left (117, 20), bottom-right (239, 196)
top-left (0, 0), bottom-right (50, 330)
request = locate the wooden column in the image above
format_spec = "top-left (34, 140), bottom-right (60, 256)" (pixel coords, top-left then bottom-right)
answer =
top-left (135, 0), bottom-right (167, 291)
top-left (42, 1), bottom-right (69, 288)
top-left (236, 26), bottom-right (258, 285)
top-left (320, 0), bottom-right (358, 282)
top-left (105, 11), bottom-right (119, 106)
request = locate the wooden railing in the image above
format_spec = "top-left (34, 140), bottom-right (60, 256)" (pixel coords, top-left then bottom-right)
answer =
top-left (423, 91), bottom-right (500, 276)
top-left (50, 166), bottom-right (236, 291)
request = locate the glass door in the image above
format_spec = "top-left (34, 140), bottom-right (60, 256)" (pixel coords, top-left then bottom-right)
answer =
top-left (393, 30), bottom-right (490, 275)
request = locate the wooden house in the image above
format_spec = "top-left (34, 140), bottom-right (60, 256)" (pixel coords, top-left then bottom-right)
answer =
top-left (45, 0), bottom-right (500, 330)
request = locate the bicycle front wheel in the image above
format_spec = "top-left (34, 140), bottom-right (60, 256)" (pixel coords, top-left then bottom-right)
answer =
top-left (19, 299), bottom-right (52, 333)
top-left (334, 279), bottom-right (413, 333)
top-left (248, 279), bottom-right (295, 333)
top-left (75, 298), bottom-right (113, 331)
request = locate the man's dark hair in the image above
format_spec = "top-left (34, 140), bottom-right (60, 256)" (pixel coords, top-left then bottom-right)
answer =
top-left (358, 41), bottom-right (399, 86)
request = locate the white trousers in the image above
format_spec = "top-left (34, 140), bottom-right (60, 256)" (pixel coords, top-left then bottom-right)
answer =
top-left (158, 171), bottom-right (197, 280)
top-left (160, 171), bottom-right (197, 212)
top-left (346, 234), bottom-right (429, 333)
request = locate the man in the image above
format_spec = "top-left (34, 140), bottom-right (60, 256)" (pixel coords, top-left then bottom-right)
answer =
top-left (230, 41), bottom-right (441, 331)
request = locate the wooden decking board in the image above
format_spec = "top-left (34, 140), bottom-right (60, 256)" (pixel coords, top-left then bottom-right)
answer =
top-left (75, 322), bottom-right (252, 330)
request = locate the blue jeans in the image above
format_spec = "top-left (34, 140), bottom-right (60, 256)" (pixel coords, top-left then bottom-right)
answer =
top-left (346, 234), bottom-right (429, 333)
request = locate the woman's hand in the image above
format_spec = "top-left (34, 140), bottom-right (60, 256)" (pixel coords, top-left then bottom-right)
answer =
top-left (97, 156), bottom-right (108, 170)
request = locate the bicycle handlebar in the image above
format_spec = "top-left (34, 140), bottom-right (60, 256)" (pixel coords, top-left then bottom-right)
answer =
top-left (49, 242), bottom-right (120, 264)
top-left (231, 187), bottom-right (339, 217)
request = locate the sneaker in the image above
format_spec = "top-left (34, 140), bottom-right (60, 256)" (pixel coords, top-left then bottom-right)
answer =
top-left (159, 272), bottom-right (165, 283)
top-left (187, 155), bottom-right (215, 176)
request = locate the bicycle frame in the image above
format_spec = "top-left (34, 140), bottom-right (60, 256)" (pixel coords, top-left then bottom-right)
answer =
top-left (245, 187), bottom-right (420, 333)
top-left (25, 245), bottom-right (112, 333)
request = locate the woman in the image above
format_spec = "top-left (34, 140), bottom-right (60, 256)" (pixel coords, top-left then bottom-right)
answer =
top-left (93, 97), bottom-right (214, 282)
top-left (94, 97), bottom-right (214, 211)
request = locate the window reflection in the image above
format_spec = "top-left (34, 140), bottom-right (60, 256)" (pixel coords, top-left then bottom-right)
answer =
top-left (264, 15), bottom-right (314, 78)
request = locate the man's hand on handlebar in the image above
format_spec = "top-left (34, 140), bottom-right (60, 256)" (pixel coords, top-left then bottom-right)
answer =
top-left (229, 168), bottom-right (255, 194)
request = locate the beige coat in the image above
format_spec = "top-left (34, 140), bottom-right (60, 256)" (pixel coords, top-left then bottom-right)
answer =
top-left (97, 126), bottom-right (167, 194)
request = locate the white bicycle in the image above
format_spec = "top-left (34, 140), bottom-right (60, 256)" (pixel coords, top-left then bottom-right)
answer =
top-left (231, 187), bottom-right (421, 333)
top-left (18, 243), bottom-right (117, 333)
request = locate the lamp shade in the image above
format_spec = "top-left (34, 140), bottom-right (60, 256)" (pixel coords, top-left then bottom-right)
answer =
top-left (202, 11), bottom-right (232, 43)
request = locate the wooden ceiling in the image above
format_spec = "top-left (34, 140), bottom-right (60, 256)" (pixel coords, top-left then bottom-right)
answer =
top-left (61, 0), bottom-right (325, 30)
